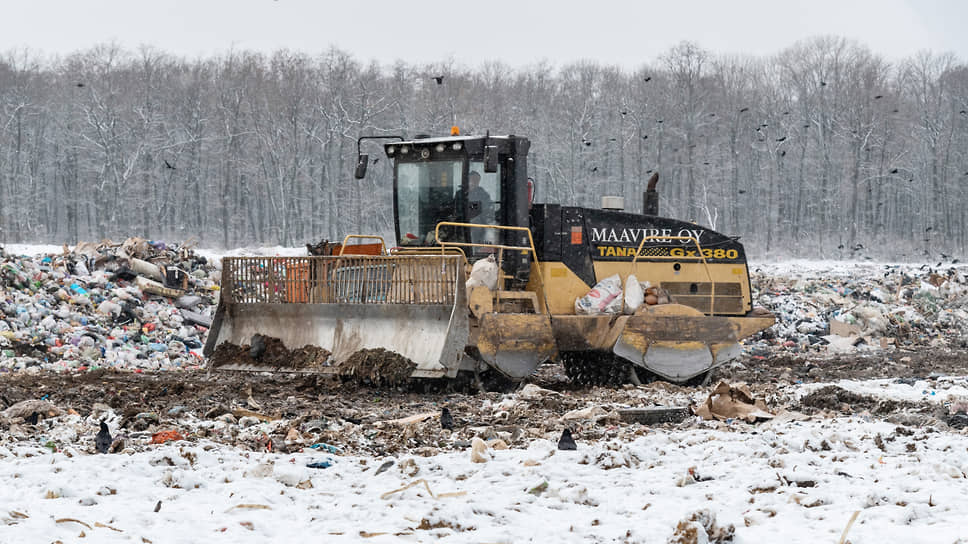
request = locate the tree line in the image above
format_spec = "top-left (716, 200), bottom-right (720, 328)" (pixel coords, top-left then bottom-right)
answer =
top-left (1, 37), bottom-right (966, 260)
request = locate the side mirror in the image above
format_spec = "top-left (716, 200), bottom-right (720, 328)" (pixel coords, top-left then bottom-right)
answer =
top-left (483, 145), bottom-right (498, 173)
top-left (354, 154), bottom-right (369, 179)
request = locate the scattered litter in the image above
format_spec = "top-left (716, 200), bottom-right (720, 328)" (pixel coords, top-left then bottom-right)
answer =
top-left (309, 442), bottom-right (342, 454)
top-left (668, 509), bottom-right (735, 544)
top-left (693, 381), bottom-right (774, 423)
top-left (470, 437), bottom-right (489, 463)
top-left (380, 479), bottom-right (466, 500)
top-left (306, 459), bottom-right (334, 469)
top-left (227, 504), bottom-right (272, 511)
top-left (618, 406), bottom-right (690, 425)
top-left (2, 399), bottom-right (62, 420)
top-left (527, 481), bottom-right (549, 496)
top-left (374, 460), bottom-right (395, 475)
top-left (94, 521), bottom-right (123, 532)
top-left (150, 431), bottom-right (185, 444)
top-left (838, 511), bottom-right (861, 544)
top-left (55, 518), bottom-right (92, 529)
top-left (383, 412), bottom-right (437, 427)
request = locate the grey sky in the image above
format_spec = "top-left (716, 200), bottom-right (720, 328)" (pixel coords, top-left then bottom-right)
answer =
top-left (4, 0), bottom-right (966, 69)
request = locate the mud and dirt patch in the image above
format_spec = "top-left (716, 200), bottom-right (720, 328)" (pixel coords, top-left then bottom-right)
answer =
top-left (798, 385), bottom-right (921, 415)
top-left (716, 348), bottom-right (968, 384)
top-left (208, 338), bottom-right (331, 369)
top-left (1, 348), bottom-right (965, 457)
top-left (7, 340), bottom-right (48, 359)
top-left (340, 348), bottom-right (416, 386)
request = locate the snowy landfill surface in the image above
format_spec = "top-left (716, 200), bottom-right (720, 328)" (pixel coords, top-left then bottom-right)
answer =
top-left (1, 243), bottom-right (968, 543)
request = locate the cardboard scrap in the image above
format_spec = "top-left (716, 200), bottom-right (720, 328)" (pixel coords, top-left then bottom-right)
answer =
top-left (829, 319), bottom-right (863, 337)
top-left (135, 276), bottom-right (184, 299)
top-left (562, 406), bottom-right (608, 420)
top-left (693, 381), bottom-right (774, 423)
top-left (383, 412), bottom-right (436, 427)
top-left (2, 400), bottom-right (62, 420)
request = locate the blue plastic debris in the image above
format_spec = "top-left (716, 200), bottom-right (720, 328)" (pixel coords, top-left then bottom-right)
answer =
top-left (306, 458), bottom-right (334, 469)
top-left (309, 442), bottom-right (342, 454)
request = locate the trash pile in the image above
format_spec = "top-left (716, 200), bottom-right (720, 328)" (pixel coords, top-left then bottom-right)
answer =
top-left (750, 262), bottom-right (968, 356)
top-left (0, 239), bottom-right (219, 372)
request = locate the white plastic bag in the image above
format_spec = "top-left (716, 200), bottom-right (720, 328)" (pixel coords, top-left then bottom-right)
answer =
top-left (466, 255), bottom-right (499, 291)
top-left (575, 274), bottom-right (623, 315)
top-left (624, 274), bottom-right (644, 314)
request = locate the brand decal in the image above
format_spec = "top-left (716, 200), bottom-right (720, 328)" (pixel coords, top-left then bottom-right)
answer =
top-left (589, 227), bottom-right (706, 245)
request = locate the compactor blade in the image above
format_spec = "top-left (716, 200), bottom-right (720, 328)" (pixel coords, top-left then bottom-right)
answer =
top-left (476, 313), bottom-right (557, 380)
top-left (613, 304), bottom-right (773, 383)
top-left (204, 255), bottom-right (468, 378)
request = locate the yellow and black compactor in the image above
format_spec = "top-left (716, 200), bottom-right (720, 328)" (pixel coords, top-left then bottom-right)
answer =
top-left (204, 132), bottom-right (774, 386)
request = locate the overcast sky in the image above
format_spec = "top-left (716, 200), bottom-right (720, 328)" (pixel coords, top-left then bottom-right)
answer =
top-left (3, 0), bottom-right (966, 69)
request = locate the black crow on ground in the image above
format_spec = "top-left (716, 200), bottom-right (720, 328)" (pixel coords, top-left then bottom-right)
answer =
top-left (557, 428), bottom-right (577, 450)
top-left (440, 407), bottom-right (454, 430)
top-left (95, 421), bottom-right (112, 454)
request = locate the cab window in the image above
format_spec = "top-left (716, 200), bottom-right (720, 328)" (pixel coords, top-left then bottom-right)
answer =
top-left (396, 160), bottom-right (463, 245)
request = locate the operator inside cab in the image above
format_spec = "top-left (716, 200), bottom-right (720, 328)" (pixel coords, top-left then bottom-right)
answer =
top-left (455, 170), bottom-right (496, 245)
top-left (396, 159), bottom-right (501, 255)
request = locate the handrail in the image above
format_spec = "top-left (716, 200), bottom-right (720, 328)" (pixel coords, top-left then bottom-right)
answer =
top-left (338, 234), bottom-right (387, 256)
top-left (433, 221), bottom-right (551, 315)
top-left (389, 245), bottom-right (469, 266)
top-left (628, 235), bottom-right (716, 315)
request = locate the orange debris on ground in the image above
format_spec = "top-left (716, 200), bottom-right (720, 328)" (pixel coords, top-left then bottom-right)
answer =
top-left (150, 430), bottom-right (186, 444)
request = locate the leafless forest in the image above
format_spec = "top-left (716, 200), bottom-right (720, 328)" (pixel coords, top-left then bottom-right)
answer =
top-left (1, 37), bottom-right (966, 259)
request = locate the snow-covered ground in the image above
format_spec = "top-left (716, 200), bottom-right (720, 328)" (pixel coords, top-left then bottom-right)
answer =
top-left (3, 246), bottom-right (968, 542)
top-left (2, 380), bottom-right (968, 543)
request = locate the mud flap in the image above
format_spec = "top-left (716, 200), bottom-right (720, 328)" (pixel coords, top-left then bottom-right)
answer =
top-left (477, 313), bottom-right (557, 380)
top-left (613, 304), bottom-right (768, 383)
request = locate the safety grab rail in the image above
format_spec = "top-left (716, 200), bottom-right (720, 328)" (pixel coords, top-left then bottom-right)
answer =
top-left (628, 235), bottom-right (716, 315)
top-left (433, 221), bottom-right (551, 315)
top-left (389, 245), bottom-right (469, 265)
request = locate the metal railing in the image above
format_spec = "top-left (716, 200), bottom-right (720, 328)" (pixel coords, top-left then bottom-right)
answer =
top-left (221, 255), bottom-right (462, 305)
top-left (433, 221), bottom-right (551, 314)
top-left (389, 245), bottom-right (469, 265)
top-left (628, 235), bottom-right (717, 315)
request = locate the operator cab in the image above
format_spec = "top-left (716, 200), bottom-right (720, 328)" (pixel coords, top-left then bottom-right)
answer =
top-left (391, 145), bottom-right (502, 249)
top-left (379, 134), bottom-right (531, 261)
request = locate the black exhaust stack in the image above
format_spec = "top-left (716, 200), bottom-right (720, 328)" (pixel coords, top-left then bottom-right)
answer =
top-left (643, 172), bottom-right (659, 215)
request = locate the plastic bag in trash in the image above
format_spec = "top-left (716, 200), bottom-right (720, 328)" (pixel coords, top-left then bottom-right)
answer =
top-left (576, 274), bottom-right (623, 315)
top-left (624, 274), bottom-right (644, 314)
top-left (466, 255), bottom-right (499, 291)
